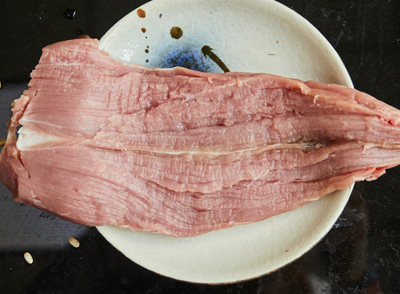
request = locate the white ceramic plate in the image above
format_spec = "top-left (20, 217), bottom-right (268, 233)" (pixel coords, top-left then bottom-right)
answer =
top-left (97, 0), bottom-right (353, 284)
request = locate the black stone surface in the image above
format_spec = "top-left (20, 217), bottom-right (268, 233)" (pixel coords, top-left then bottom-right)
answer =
top-left (0, 0), bottom-right (399, 293)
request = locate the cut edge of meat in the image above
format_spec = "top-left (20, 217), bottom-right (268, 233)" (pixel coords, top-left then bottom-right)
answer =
top-left (0, 95), bottom-right (32, 197)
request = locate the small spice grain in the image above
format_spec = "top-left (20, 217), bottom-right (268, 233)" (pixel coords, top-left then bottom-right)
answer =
top-left (69, 237), bottom-right (80, 248)
top-left (24, 252), bottom-right (33, 264)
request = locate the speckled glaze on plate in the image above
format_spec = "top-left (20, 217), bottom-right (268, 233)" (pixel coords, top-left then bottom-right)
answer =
top-left (97, 0), bottom-right (353, 284)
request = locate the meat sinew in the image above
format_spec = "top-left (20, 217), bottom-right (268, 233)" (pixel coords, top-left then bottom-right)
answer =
top-left (1, 38), bottom-right (400, 237)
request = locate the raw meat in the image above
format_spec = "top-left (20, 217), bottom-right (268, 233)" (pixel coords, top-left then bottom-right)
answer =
top-left (1, 38), bottom-right (400, 237)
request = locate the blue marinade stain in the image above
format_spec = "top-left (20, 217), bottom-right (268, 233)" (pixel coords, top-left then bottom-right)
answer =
top-left (150, 25), bottom-right (229, 72)
top-left (158, 46), bottom-right (217, 73)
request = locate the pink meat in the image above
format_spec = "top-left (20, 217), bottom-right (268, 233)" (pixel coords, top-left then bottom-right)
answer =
top-left (1, 38), bottom-right (400, 236)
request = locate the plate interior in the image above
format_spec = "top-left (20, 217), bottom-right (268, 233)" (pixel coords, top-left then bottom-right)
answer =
top-left (98, 0), bottom-right (353, 284)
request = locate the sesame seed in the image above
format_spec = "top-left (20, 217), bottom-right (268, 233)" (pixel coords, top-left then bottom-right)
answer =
top-left (24, 252), bottom-right (33, 264)
top-left (69, 237), bottom-right (80, 248)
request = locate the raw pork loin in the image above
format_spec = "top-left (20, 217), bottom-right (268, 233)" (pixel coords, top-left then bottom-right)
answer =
top-left (1, 39), bottom-right (400, 237)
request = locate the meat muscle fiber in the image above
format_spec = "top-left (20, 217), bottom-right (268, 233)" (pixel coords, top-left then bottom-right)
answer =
top-left (1, 38), bottom-right (400, 237)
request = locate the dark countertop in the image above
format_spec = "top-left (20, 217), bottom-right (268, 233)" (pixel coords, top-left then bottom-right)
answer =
top-left (0, 0), bottom-right (399, 293)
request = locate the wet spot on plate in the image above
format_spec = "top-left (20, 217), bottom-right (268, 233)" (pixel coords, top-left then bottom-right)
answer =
top-left (201, 45), bottom-right (230, 73)
top-left (170, 26), bottom-right (183, 39)
top-left (137, 9), bottom-right (146, 18)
